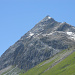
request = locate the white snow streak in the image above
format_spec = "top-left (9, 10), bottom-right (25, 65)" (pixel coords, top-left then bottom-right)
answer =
top-left (48, 16), bottom-right (51, 19)
top-left (27, 32), bottom-right (34, 38)
top-left (66, 32), bottom-right (73, 35)
top-left (29, 33), bottom-right (34, 36)
top-left (66, 32), bottom-right (75, 40)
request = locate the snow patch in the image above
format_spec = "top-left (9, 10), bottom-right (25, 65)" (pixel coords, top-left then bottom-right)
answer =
top-left (43, 32), bottom-right (54, 36)
top-left (29, 32), bottom-right (34, 36)
top-left (66, 32), bottom-right (75, 40)
top-left (66, 32), bottom-right (73, 35)
top-left (48, 16), bottom-right (51, 19)
top-left (27, 32), bottom-right (34, 38)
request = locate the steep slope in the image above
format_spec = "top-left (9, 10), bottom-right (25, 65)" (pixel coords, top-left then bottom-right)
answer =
top-left (20, 48), bottom-right (75, 75)
top-left (0, 66), bottom-right (21, 75)
top-left (0, 16), bottom-right (75, 72)
top-left (42, 50), bottom-right (75, 75)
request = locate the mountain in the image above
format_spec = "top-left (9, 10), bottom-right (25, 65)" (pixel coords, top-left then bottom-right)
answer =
top-left (20, 48), bottom-right (75, 75)
top-left (0, 16), bottom-right (75, 74)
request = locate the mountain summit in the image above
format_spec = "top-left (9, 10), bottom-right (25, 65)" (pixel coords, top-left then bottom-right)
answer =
top-left (0, 16), bottom-right (75, 72)
top-left (40, 15), bottom-right (52, 21)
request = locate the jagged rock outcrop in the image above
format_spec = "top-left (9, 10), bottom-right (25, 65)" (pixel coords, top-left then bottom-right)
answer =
top-left (0, 16), bottom-right (75, 71)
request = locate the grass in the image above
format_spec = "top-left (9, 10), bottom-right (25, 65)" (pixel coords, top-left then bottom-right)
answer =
top-left (2, 48), bottom-right (74, 75)
top-left (20, 48), bottom-right (75, 75)
top-left (20, 60), bottom-right (55, 75)
top-left (42, 51), bottom-right (75, 75)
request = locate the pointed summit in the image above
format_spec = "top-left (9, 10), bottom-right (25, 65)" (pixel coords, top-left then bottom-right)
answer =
top-left (48, 16), bottom-right (52, 19)
top-left (41, 15), bottom-right (54, 22)
top-left (46, 15), bottom-right (52, 19)
top-left (1, 15), bottom-right (75, 73)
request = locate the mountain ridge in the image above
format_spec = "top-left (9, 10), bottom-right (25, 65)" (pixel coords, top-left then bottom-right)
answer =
top-left (0, 16), bottom-right (75, 72)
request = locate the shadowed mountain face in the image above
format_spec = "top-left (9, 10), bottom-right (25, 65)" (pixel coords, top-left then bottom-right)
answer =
top-left (0, 16), bottom-right (75, 71)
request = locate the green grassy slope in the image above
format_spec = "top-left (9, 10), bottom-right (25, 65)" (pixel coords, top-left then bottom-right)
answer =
top-left (20, 59), bottom-right (55, 75)
top-left (1, 48), bottom-right (75, 75)
top-left (42, 51), bottom-right (75, 75)
top-left (20, 48), bottom-right (75, 75)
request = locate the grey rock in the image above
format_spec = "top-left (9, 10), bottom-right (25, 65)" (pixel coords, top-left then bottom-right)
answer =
top-left (0, 16), bottom-right (75, 71)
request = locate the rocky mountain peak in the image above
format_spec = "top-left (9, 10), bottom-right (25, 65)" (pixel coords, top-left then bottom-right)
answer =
top-left (40, 15), bottom-right (54, 22)
top-left (0, 16), bottom-right (75, 71)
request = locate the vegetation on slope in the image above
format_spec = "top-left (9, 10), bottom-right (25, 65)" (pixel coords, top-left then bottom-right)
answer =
top-left (42, 51), bottom-right (75, 75)
top-left (20, 48), bottom-right (75, 75)
top-left (1, 47), bottom-right (75, 75)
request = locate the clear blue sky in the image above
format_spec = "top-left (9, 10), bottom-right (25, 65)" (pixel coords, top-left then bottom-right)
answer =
top-left (0, 0), bottom-right (75, 56)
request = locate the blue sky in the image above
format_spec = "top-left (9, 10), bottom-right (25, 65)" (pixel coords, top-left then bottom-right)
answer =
top-left (0, 0), bottom-right (75, 56)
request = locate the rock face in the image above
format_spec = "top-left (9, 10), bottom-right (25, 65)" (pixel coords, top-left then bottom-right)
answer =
top-left (0, 16), bottom-right (75, 71)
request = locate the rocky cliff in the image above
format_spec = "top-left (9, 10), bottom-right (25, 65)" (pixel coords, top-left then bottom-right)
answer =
top-left (0, 16), bottom-right (75, 71)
